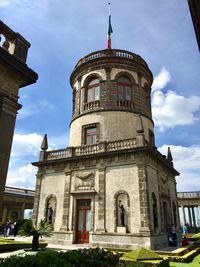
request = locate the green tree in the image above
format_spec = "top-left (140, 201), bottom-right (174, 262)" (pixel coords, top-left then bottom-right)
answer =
top-left (20, 219), bottom-right (52, 251)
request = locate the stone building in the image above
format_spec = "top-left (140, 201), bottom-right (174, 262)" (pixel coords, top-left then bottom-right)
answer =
top-left (2, 186), bottom-right (34, 223)
top-left (0, 20), bottom-right (38, 221)
top-left (32, 48), bottom-right (180, 249)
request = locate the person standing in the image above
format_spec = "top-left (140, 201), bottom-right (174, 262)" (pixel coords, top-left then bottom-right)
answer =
top-left (13, 221), bottom-right (19, 237)
top-left (6, 221), bottom-right (11, 237)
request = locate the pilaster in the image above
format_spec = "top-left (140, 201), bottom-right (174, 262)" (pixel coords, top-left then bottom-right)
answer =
top-left (60, 171), bottom-right (71, 231)
top-left (138, 163), bottom-right (151, 233)
top-left (32, 172), bottom-right (43, 226)
top-left (96, 168), bottom-right (106, 232)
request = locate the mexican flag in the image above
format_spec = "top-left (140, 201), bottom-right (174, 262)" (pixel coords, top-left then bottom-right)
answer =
top-left (107, 14), bottom-right (113, 49)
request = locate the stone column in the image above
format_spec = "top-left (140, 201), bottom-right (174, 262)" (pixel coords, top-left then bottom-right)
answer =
top-left (60, 171), bottom-right (71, 231)
top-left (2, 205), bottom-right (8, 222)
top-left (182, 205), bottom-right (186, 225)
top-left (32, 172), bottom-right (43, 226)
top-left (138, 164), bottom-right (150, 233)
top-left (0, 22), bottom-right (38, 221)
top-left (96, 168), bottom-right (106, 232)
top-left (188, 206), bottom-right (192, 227)
top-left (192, 206), bottom-right (196, 228)
top-left (0, 97), bottom-right (21, 220)
top-left (21, 202), bottom-right (26, 218)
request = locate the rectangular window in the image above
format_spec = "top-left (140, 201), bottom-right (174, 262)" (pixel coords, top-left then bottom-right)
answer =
top-left (125, 87), bottom-right (131, 101)
top-left (95, 87), bottom-right (100, 100)
top-left (86, 86), bottom-right (100, 103)
top-left (87, 88), bottom-right (93, 102)
top-left (118, 86), bottom-right (124, 100)
top-left (85, 127), bottom-right (97, 145)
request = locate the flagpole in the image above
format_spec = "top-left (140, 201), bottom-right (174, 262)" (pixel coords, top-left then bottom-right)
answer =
top-left (108, 2), bottom-right (111, 16)
top-left (107, 2), bottom-right (113, 49)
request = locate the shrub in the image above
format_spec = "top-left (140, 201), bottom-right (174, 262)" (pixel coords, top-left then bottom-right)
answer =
top-left (63, 247), bottom-right (119, 267)
top-left (1, 248), bottom-right (119, 267)
top-left (1, 251), bottom-right (73, 267)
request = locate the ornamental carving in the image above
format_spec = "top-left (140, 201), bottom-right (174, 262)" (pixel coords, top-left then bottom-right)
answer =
top-left (74, 171), bottom-right (95, 190)
top-left (76, 172), bottom-right (94, 180)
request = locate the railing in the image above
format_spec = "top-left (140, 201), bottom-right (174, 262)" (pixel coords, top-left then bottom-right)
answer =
top-left (5, 186), bottom-right (35, 196)
top-left (75, 49), bottom-right (148, 69)
top-left (46, 148), bottom-right (70, 160)
top-left (107, 138), bottom-right (137, 151)
top-left (0, 20), bottom-right (30, 63)
top-left (45, 138), bottom-right (138, 160)
top-left (84, 100), bottom-right (100, 111)
top-left (177, 192), bottom-right (200, 199)
top-left (74, 142), bottom-right (106, 156)
top-left (117, 100), bottom-right (134, 109)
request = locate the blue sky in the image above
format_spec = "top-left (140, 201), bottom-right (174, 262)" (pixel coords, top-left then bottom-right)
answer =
top-left (0, 0), bottom-right (200, 192)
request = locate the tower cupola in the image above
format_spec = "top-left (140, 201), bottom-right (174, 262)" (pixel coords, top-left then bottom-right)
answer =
top-left (69, 48), bottom-right (154, 147)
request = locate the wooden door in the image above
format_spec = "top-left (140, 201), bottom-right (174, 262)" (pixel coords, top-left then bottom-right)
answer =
top-left (76, 199), bottom-right (91, 243)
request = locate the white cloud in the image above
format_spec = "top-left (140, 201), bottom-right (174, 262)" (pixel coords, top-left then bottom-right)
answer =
top-left (6, 164), bottom-right (36, 189)
top-left (158, 145), bottom-right (200, 192)
top-left (152, 90), bottom-right (200, 131)
top-left (151, 67), bottom-right (200, 132)
top-left (152, 67), bottom-right (171, 92)
top-left (11, 133), bottom-right (43, 157)
top-left (7, 132), bottom-right (68, 188)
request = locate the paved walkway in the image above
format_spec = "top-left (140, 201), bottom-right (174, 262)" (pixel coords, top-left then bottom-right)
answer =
top-left (0, 236), bottom-right (90, 259)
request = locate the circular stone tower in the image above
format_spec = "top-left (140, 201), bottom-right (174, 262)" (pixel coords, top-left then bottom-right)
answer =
top-left (69, 49), bottom-right (154, 147)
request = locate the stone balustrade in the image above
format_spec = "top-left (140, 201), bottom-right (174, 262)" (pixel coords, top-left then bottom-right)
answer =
top-left (117, 99), bottom-right (135, 109)
top-left (0, 20), bottom-right (30, 63)
top-left (44, 138), bottom-right (138, 161)
top-left (84, 100), bottom-right (100, 111)
top-left (74, 49), bottom-right (148, 69)
top-left (177, 191), bottom-right (200, 199)
top-left (4, 186), bottom-right (35, 197)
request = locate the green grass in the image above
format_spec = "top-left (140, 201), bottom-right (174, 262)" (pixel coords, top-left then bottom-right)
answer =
top-left (169, 253), bottom-right (200, 266)
top-left (0, 238), bottom-right (47, 252)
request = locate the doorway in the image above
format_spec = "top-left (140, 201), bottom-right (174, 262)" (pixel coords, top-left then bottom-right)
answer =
top-left (75, 199), bottom-right (91, 243)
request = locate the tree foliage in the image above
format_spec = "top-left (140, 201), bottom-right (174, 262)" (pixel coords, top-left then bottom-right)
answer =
top-left (20, 219), bottom-right (52, 251)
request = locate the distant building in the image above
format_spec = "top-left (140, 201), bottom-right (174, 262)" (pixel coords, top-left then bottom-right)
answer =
top-left (0, 20), bottom-right (38, 221)
top-left (32, 48), bottom-right (180, 250)
top-left (178, 191), bottom-right (200, 229)
top-left (2, 186), bottom-right (34, 222)
top-left (188, 0), bottom-right (200, 51)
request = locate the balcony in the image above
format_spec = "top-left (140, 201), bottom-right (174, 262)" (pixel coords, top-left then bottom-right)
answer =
top-left (84, 100), bottom-right (100, 111)
top-left (45, 138), bottom-right (138, 161)
top-left (0, 20), bottom-right (30, 63)
top-left (74, 49), bottom-right (148, 70)
top-left (117, 99), bottom-right (134, 109)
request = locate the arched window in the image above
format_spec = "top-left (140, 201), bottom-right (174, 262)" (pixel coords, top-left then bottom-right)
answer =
top-left (117, 76), bottom-right (132, 101)
top-left (85, 78), bottom-right (100, 103)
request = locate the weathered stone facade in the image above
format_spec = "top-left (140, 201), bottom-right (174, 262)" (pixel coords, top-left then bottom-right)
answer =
top-left (0, 21), bottom-right (38, 220)
top-left (32, 49), bottom-right (179, 249)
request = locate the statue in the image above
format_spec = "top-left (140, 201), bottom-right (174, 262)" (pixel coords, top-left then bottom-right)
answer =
top-left (118, 200), bottom-right (125, 227)
top-left (48, 207), bottom-right (53, 224)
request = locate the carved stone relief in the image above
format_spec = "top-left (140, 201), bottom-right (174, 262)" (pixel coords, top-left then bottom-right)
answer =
top-left (74, 171), bottom-right (95, 190)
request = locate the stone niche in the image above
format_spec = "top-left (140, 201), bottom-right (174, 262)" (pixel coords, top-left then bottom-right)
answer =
top-left (117, 192), bottom-right (129, 233)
